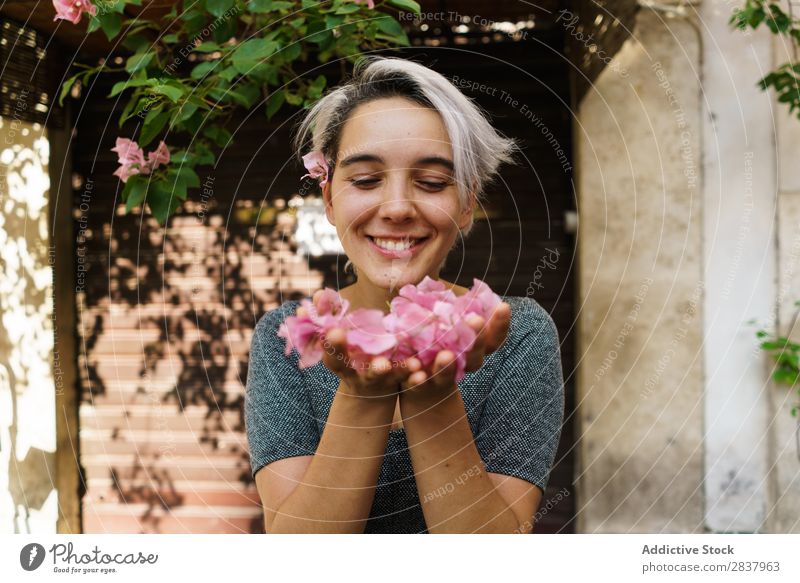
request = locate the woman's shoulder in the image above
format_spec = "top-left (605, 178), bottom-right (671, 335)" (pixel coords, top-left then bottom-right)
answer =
top-left (500, 295), bottom-right (558, 343)
top-left (253, 298), bottom-right (304, 346)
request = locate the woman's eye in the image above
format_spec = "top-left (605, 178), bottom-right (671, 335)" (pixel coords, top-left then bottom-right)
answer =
top-left (418, 181), bottom-right (448, 190)
top-left (350, 178), bottom-right (380, 188)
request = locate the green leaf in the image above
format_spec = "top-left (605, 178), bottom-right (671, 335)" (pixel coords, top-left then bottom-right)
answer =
top-left (126, 52), bottom-right (155, 74)
top-left (140, 107), bottom-right (170, 147)
top-left (205, 0), bottom-right (236, 18)
top-left (218, 66), bottom-right (239, 82)
top-left (194, 142), bottom-right (216, 165)
top-left (98, 12), bottom-right (122, 41)
top-left (176, 101), bottom-right (200, 123)
top-left (108, 77), bottom-right (153, 98)
top-left (203, 125), bottom-right (232, 147)
top-left (307, 19), bottom-right (333, 45)
top-left (190, 60), bottom-right (219, 80)
top-left (248, 0), bottom-right (274, 11)
top-left (284, 91), bottom-right (303, 105)
top-left (231, 39), bottom-right (279, 74)
top-left (151, 82), bottom-right (185, 103)
top-left (335, 3), bottom-right (361, 15)
top-left (59, 71), bottom-right (82, 106)
top-left (123, 175), bottom-right (148, 213)
top-left (86, 15), bottom-right (102, 34)
top-left (147, 181), bottom-right (183, 225)
top-left (388, 0), bottom-right (421, 12)
top-left (307, 74), bottom-right (326, 100)
top-left (282, 41), bottom-right (301, 62)
top-left (170, 166), bottom-right (201, 195)
top-left (194, 41), bottom-right (221, 53)
top-left (246, 0), bottom-right (292, 11)
top-left (265, 89), bottom-right (285, 120)
top-left (376, 16), bottom-right (408, 43)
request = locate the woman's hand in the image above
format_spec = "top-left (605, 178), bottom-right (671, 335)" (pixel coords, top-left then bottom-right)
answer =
top-left (298, 291), bottom-right (411, 399)
top-left (400, 301), bottom-right (512, 398)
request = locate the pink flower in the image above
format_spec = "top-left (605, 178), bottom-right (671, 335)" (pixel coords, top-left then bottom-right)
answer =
top-left (277, 278), bottom-right (503, 382)
top-left (147, 140), bottom-right (170, 170)
top-left (111, 137), bottom-right (146, 183)
top-left (353, 0), bottom-right (376, 8)
top-left (53, 0), bottom-right (97, 25)
top-left (301, 150), bottom-right (330, 190)
top-left (111, 137), bottom-right (171, 183)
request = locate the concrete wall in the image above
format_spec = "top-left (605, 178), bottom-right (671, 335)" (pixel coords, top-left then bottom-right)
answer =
top-left (575, 7), bottom-right (705, 533)
top-left (700, 0), bottom-right (775, 533)
top-left (0, 115), bottom-right (57, 533)
top-left (575, 0), bottom-right (800, 533)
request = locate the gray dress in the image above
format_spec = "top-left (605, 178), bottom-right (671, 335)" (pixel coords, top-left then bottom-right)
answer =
top-left (245, 295), bottom-right (565, 533)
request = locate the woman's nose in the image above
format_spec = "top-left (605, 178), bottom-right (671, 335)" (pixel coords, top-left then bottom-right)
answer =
top-left (377, 174), bottom-right (416, 222)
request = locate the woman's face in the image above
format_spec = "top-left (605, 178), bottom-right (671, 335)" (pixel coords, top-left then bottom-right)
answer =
top-left (323, 96), bottom-right (473, 290)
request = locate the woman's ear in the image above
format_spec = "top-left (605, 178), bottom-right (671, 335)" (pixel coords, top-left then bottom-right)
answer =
top-left (457, 190), bottom-right (477, 231)
top-left (322, 182), bottom-right (335, 226)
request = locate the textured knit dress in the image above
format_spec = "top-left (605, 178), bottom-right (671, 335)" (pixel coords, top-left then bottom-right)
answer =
top-left (245, 295), bottom-right (565, 533)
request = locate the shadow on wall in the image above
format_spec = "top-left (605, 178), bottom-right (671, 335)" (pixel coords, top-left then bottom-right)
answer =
top-left (77, 197), bottom-right (353, 533)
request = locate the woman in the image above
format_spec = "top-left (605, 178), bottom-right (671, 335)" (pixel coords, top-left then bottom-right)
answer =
top-left (245, 56), bottom-right (564, 533)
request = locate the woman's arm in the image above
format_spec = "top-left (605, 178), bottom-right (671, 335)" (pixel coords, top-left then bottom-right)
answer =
top-left (263, 380), bottom-right (397, 533)
top-left (400, 378), bottom-right (529, 533)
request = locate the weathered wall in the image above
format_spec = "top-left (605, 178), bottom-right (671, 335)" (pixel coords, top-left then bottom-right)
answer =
top-left (575, 8), bottom-right (705, 532)
top-left (0, 116), bottom-right (57, 533)
top-left (767, 17), bottom-right (800, 533)
top-left (700, 0), bottom-right (775, 533)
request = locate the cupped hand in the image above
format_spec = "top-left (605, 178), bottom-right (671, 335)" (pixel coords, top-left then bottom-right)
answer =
top-left (321, 327), bottom-right (411, 398)
top-left (400, 301), bottom-right (512, 396)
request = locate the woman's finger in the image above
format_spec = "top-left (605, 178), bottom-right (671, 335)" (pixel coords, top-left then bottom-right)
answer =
top-left (466, 315), bottom-right (487, 372)
top-left (432, 350), bottom-right (457, 388)
top-left (485, 302), bottom-right (511, 354)
top-left (322, 328), bottom-right (352, 377)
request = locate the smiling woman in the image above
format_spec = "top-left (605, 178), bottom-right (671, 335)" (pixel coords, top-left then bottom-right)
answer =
top-left (244, 56), bottom-right (565, 534)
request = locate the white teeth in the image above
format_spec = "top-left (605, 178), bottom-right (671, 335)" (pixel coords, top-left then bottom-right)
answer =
top-left (373, 237), bottom-right (417, 251)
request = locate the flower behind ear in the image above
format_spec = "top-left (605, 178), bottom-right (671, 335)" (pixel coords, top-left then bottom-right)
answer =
top-left (301, 151), bottom-right (330, 190)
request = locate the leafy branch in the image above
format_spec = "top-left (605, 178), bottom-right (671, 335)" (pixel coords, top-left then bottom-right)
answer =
top-left (57, 0), bottom-right (421, 224)
top-left (731, 1), bottom-right (800, 117)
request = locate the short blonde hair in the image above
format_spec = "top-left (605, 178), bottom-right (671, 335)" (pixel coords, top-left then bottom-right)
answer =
top-left (292, 56), bottom-right (519, 238)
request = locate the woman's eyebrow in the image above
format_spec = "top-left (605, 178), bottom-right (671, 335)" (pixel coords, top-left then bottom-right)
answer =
top-left (339, 153), bottom-right (454, 171)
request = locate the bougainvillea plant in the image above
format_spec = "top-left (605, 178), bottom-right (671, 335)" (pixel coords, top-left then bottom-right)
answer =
top-left (755, 301), bottom-right (800, 417)
top-left (731, 1), bottom-right (800, 119)
top-left (56, 0), bottom-right (421, 224)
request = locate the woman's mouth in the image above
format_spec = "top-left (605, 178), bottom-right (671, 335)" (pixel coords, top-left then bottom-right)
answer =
top-left (366, 235), bottom-right (430, 258)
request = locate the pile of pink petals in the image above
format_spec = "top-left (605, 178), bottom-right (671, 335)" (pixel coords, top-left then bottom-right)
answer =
top-left (277, 276), bottom-right (502, 382)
